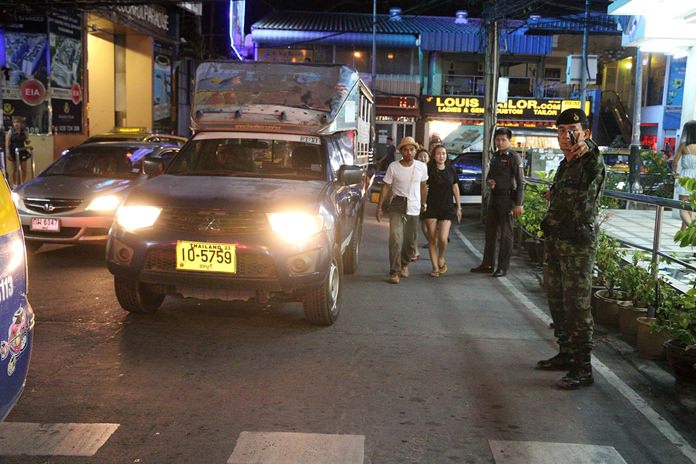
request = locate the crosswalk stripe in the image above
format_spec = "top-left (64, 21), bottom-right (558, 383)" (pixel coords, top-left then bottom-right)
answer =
top-left (489, 440), bottom-right (627, 464)
top-left (228, 431), bottom-right (364, 464)
top-left (0, 422), bottom-right (119, 456)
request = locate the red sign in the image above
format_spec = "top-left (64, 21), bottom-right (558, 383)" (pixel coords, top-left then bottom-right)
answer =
top-left (71, 83), bottom-right (82, 105)
top-left (20, 80), bottom-right (46, 106)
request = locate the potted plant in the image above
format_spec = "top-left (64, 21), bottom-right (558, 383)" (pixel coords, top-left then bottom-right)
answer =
top-left (637, 280), bottom-right (676, 360)
top-left (593, 233), bottom-right (629, 326)
top-left (658, 288), bottom-right (696, 384)
top-left (617, 252), bottom-right (652, 339)
top-left (518, 173), bottom-right (549, 264)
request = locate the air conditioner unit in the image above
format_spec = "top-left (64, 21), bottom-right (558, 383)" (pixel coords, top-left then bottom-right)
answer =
top-left (566, 55), bottom-right (598, 84)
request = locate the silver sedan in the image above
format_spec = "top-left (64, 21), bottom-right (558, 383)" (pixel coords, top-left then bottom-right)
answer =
top-left (12, 142), bottom-right (179, 251)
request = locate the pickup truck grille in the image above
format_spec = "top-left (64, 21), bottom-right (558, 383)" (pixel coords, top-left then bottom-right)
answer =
top-left (24, 197), bottom-right (83, 214)
top-left (157, 208), bottom-right (268, 234)
top-left (143, 248), bottom-right (276, 277)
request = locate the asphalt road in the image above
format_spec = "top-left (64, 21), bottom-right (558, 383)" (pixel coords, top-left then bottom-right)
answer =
top-left (3, 204), bottom-right (696, 463)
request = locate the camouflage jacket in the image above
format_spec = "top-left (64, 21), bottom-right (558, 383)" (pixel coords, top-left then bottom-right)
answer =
top-left (542, 139), bottom-right (605, 245)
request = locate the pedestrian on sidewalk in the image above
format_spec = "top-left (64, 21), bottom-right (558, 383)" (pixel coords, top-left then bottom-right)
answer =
top-left (672, 120), bottom-right (696, 230)
top-left (412, 147), bottom-right (431, 261)
top-left (470, 127), bottom-right (525, 277)
top-left (376, 136), bottom-right (428, 284)
top-left (536, 108), bottom-right (606, 390)
top-left (423, 144), bottom-right (461, 276)
top-left (377, 136), bottom-right (396, 171)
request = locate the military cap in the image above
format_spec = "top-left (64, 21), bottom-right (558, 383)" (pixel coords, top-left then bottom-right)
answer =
top-left (556, 108), bottom-right (588, 126)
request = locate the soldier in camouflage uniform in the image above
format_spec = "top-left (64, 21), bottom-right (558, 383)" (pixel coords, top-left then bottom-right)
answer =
top-left (536, 108), bottom-right (606, 390)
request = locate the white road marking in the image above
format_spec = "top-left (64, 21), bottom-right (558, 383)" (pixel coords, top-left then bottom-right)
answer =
top-left (489, 440), bottom-right (627, 464)
top-left (0, 422), bottom-right (119, 456)
top-left (228, 431), bottom-right (364, 464)
top-left (455, 228), bottom-right (696, 463)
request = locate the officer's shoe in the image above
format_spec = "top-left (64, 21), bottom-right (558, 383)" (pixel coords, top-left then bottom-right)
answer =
top-left (557, 367), bottom-right (594, 390)
top-left (470, 264), bottom-right (493, 273)
top-left (491, 269), bottom-right (507, 277)
top-left (535, 353), bottom-right (571, 371)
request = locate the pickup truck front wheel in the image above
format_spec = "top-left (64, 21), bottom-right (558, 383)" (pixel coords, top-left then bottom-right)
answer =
top-left (114, 275), bottom-right (165, 313)
top-left (302, 252), bottom-right (342, 325)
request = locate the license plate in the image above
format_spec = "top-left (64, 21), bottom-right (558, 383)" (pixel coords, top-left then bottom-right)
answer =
top-left (30, 217), bottom-right (61, 232)
top-left (176, 241), bottom-right (236, 273)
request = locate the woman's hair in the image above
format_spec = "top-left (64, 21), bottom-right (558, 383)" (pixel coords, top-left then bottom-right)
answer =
top-left (428, 144), bottom-right (450, 168)
top-left (680, 120), bottom-right (696, 146)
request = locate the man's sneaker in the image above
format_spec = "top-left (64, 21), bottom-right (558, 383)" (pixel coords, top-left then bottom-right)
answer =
top-left (536, 353), bottom-right (571, 371)
top-left (400, 265), bottom-right (410, 278)
top-left (470, 264), bottom-right (493, 273)
top-left (389, 273), bottom-right (400, 284)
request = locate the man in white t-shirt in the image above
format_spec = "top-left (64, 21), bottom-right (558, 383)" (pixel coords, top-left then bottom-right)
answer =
top-left (376, 136), bottom-right (429, 284)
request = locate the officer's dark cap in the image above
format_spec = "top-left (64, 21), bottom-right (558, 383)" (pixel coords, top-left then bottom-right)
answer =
top-left (556, 108), bottom-right (588, 126)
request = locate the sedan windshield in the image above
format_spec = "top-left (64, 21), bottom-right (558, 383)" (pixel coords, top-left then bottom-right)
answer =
top-left (167, 138), bottom-right (326, 180)
top-left (42, 146), bottom-right (155, 178)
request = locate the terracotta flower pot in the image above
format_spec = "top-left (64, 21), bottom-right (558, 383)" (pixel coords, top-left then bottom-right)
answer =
top-left (594, 289), bottom-right (630, 327)
top-left (664, 340), bottom-right (696, 385)
top-left (618, 301), bottom-right (648, 339)
top-left (636, 317), bottom-right (670, 360)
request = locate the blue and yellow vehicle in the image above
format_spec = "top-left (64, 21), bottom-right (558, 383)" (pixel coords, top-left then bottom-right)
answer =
top-left (0, 175), bottom-right (34, 420)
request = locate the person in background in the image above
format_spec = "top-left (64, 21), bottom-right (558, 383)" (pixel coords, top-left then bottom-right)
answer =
top-left (470, 127), bottom-right (524, 277)
top-left (377, 136), bottom-right (396, 171)
top-left (536, 108), bottom-right (606, 390)
top-left (5, 116), bottom-right (31, 187)
top-left (673, 120), bottom-right (696, 230)
top-left (376, 136), bottom-right (428, 284)
top-left (422, 144), bottom-right (461, 276)
top-left (412, 148), bottom-right (431, 261)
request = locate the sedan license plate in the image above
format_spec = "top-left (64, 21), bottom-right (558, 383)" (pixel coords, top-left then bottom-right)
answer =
top-left (30, 217), bottom-right (61, 232)
top-left (176, 241), bottom-right (236, 273)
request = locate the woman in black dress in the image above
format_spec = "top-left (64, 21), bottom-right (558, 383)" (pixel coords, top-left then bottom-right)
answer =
top-left (422, 144), bottom-right (461, 276)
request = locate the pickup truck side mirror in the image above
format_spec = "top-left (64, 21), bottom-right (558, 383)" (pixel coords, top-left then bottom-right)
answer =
top-left (143, 158), bottom-right (165, 177)
top-left (337, 165), bottom-right (363, 186)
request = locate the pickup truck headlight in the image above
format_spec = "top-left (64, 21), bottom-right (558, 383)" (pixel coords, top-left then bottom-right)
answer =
top-left (116, 205), bottom-right (162, 232)
top-left (266, 212), bottom-right (324, 242)
top-left (86, 195), bottom-right (121, 212)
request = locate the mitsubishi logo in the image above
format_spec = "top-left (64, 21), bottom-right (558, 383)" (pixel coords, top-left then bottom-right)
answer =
top-left (198, 214), bottom-right (221, 232)
top-left (42, 203), bottom-right (55, 212)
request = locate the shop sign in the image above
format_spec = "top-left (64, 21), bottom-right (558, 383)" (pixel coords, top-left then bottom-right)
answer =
top-left (422, 96), bottom-right (591, 122)
top-left (49, 11), bottom-right (84, 133)
top-left (2, 16), bottom-right (50, 134)
top-left (115, 5), bottom-right (169, 33)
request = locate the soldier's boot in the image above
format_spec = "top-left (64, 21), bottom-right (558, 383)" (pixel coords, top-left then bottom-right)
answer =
top-left (535, 348), bottom-right (572, 371)
top-left (557, 352), bottom-right (594, 390)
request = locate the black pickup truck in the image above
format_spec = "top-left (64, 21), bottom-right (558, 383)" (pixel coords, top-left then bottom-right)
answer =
top-left (106, 134), bottom-right (365, 325)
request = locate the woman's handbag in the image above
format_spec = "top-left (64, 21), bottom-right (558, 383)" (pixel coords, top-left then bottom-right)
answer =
top-left (388, 195), bottom-right (408, 214)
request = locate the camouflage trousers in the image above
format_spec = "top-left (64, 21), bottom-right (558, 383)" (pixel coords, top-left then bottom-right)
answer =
top-left (544, 238), bottom-right (596, 355)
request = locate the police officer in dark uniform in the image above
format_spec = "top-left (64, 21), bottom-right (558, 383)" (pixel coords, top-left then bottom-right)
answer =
top-left (536, 108), bottom-right (605, 390)
top-left (471, 127), bottom-right (524, 277)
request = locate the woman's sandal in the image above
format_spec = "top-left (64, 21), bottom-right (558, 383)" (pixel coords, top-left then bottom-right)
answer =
top-left (439, 262), bottom-right (448, 274)
top-left (430, 270), bottom-right (440, 277)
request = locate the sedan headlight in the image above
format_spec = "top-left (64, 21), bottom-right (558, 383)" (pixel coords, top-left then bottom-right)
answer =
top-left (116, 205), bottom-right (162, 232)
top-left (86, 195), bottom-right (122, 212)
top-left (266, 212), bottom-right (324, 242)
top-left (11, 191), bottom-right (20, 208)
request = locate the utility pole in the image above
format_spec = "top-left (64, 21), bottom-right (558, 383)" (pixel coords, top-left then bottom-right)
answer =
top-left (629, 49), bottom-right (644, 193)
top-left (482, 6), bottom-right (499, 219)
top-left (371, 0), bottom-right (376, 95)
top-left (580, 0), bottom-right (590, 108)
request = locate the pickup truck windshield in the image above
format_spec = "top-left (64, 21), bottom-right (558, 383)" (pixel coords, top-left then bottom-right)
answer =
top-left (167, 138), bottom-right (326, 180)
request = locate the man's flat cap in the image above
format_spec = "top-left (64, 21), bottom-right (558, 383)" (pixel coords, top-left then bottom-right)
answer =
top-left (556, 108), bottom-right (588, 126)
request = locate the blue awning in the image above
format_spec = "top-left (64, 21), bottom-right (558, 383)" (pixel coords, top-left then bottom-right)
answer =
top-left (252, 12), bottom-right (553, 55)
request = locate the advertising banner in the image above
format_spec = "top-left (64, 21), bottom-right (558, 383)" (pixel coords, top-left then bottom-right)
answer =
top-left (2, 16), bottom-right (50, 134)
top-left (153, 41), bottom-right (174, 132)
top-left (49, 11), bottom-right (83, 133)
top-left (422, 96), bottom-right (592, 123)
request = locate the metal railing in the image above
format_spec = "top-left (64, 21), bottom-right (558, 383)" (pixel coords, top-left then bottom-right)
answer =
top-left (525, 177), bottom-right (696, 284)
